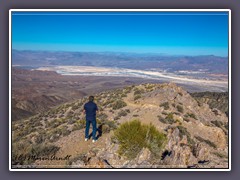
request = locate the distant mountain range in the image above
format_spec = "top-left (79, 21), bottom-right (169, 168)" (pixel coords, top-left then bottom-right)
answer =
top-left (12, 49), bottom-right (228, 74)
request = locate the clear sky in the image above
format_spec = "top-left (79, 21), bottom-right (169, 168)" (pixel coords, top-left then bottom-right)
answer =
top-left (12, 11), bottom-right (229, 57)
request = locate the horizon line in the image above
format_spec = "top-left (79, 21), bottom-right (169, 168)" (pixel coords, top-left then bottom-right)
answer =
top-left (12, 48), bottom-right (229, 58)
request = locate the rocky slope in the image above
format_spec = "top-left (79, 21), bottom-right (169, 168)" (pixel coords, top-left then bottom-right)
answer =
top-left (190, 92), bottom-right (229, 117)
top-left (12, 83), bottom-right (229, 169)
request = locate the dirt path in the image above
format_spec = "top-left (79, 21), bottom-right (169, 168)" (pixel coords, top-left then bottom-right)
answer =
top-left (123, 95), bottom-right (166, 131)
top-left (34, 95), bottom-right (161, 168)
top-left (34, 129), bottom-right (108, 168)
top-left (123, 94), bottom-right (160, 109)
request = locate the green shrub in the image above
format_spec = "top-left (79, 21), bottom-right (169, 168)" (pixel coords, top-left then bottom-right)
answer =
top-left (145, 84), bottom-right (155, 91)
top-left (98, 113), bottom-right (108, 121)
top-left (114, 109), bottom-right (130, 120)
top-left (165, 113), bottom-right (175, 124)
top-left (175, 119), bottom-right (182, 125)
top-left (102, 98), bottom-right (114, 107)
top-left (113, 120), bottom-right (167, 160)
top-left (30, 144), bottom-right (60, 157)
top-left (101, 124), bottom-right (110, 133)
top-left (185, 113), bottom-right (197, 120)
top-left (12, 124), bottom-right (19, 131)
top-left (158, 114), bottom-right (174, 124)
top-left (134, 94), bottom-right (142, 101)
top-left (160, 102), bottom-right (170, 110)
top-left (72, 120), bottom-right (85, 131)
top-left (211, 120), bottom-right (224, 128)
top-left (125, 109), bottom-right (130, 113)
top-left (46, 119), bottom-right (61, 128)
top-left (12, 142), bottom-right (60, 165)
top-left (224, 123), bottom-right (228, 130)
top-left (133, 88), bottom-right (144, 95)
top-left (72, 103), bottom-right (80, 111)
top-left (121, 93), bottom-right (127, 98)
top-left (183, 118), bottom-right (190, 122)
top-left (114, 116), bottom-right (120, 121)
top-left (212, 152), bottom-right (227, 159)
top-left (124, 86), bottom-right (132, 94)
top-left (173, 112), bottom-right (181, 116)
top-left (176, 105), bottom-right (184, 113)
top-left (47, 127), bottom-right (63, 142)
top-left (51, 121), bottom-right (62, 128)
top-left (112, 100), bottom-right (127, 110)
top-left (68, 119), bottom-right (76, 124)
top-left (12, 140), bottom-right (32, 164)
top-left (177, 126), bottom-right (195, 146)
top-left (118, 109), bottom-right (129, 117)
top-left (33, 120), bottom-right (42, 127)
top-left (104, 120), bottom-right (117, 130)
top-left (13, 125), bottom-right (36, 141)
top-left (162, 111), bottom-right (168, 115)
top-left (34, 133), bottom-right (45, 144)
top-left (195, 136), bottom-right (217, 148)
top-left (61, 126), bottom-right (71, 136)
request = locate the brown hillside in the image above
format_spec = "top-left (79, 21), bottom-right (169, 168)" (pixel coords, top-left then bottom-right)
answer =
top-left (12, 83), bottom-right (229, 169)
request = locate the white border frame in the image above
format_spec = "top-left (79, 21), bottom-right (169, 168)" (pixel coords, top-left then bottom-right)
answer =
top-left (9, 9), bottom-right (231, 172)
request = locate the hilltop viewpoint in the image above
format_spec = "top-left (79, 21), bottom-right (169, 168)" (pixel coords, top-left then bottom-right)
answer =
top-left (12, 83), bottom-right (229, 169)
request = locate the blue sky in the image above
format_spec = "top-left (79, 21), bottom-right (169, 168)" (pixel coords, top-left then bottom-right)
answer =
top-left (12, 11), bottom-right (229, 56)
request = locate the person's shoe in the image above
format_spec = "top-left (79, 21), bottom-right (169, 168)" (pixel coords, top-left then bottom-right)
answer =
top-left (92, 139), bottom-right (97, 143)
top-left (85, 138), bottom-right (88, 142)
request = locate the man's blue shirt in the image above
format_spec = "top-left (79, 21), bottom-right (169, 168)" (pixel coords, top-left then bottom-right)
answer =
top-left (84, 101), bottom-right (98, 121)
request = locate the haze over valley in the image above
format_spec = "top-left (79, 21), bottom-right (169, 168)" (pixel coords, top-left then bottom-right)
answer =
top-left (13, 50), bottom-right (228, 92)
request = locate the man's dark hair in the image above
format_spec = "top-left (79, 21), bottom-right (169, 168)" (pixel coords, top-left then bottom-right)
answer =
top-left (89, 96), bottom-right (94, 102)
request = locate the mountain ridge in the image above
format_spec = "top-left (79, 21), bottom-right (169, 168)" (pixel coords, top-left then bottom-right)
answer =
top-left (12, 83), bottom-right (229, 168)
top-left (12, 49), bottom-right (228, 74)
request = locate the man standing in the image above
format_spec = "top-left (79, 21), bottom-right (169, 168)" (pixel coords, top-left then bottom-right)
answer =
top-left (83, 96), bottom-right (98, 143)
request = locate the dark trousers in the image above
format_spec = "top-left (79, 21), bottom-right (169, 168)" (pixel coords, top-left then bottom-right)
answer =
top-left (85, 120), bottom-right (97, 140)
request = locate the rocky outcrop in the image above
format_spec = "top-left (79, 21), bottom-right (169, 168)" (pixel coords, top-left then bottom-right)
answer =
top-left (190, 92), bottom-right (228, 117)
top-left (12, 82), bottom-right (229, 168)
